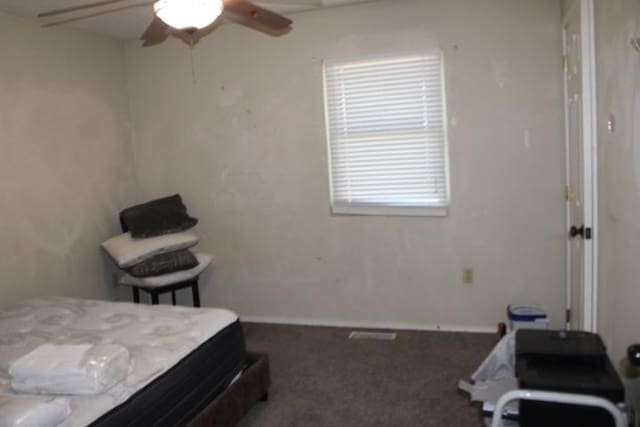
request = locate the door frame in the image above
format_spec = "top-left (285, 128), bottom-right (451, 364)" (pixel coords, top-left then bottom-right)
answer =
top-left (563, 0), bottom-right (598, 332)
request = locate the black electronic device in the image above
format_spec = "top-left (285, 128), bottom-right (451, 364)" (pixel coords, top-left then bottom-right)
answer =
top-left (516, 329), bottom-right (624, 427)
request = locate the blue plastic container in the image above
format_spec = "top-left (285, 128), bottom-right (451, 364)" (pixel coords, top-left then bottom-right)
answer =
top-left (507, 305), bottom-right (549, 330)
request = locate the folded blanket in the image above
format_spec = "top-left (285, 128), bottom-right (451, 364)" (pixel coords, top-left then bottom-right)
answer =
top-left (9, 344), bottom-right (130, 395)
top-left (119, 253), bottom-right (213, 289)
top-left (126, 249), bottom-right (199, 278)
top-left (0, 395), bottom-right (71, 427)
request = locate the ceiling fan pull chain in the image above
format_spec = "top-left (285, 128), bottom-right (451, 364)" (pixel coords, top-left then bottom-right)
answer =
top-left (190, 39), bottom-right (197, 85)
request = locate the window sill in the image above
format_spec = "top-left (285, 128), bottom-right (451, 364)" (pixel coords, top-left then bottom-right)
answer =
top-left (331, 205), bottom-right (449, 218)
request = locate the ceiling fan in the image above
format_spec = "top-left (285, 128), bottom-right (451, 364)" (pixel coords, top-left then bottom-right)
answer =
top-left (38, 0), bottom-right (294, 47)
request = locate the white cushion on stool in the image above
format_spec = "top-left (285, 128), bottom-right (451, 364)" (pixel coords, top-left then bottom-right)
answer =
top-left (119, 253), bottom-right (213, 289)
top-left (102, 231), bottom-right (199, 268)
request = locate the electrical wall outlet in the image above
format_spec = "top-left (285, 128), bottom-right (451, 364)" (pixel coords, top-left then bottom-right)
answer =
top-left (463, 268), bottom-right (474, 284)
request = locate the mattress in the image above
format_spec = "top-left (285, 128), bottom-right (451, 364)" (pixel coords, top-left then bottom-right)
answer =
top-left (0, 297), bottom-right (243, 427)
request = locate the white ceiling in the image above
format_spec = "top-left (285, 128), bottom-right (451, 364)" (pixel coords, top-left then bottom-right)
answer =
top-left (0, 0), bottom-right (373, 41)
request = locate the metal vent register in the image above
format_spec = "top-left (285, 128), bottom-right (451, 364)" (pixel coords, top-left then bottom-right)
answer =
top-left (348, 331), bottom-right (397, 341)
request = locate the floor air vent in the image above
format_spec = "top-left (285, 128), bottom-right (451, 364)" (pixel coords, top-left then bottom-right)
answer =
top-left (348, 331), bottom-right (397, 340)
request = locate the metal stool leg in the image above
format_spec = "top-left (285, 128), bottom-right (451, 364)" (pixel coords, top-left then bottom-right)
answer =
top-left (192, 281), bottom-right (200, 307)
top-left (171, 290), bottom-right (177, 305)
top-left (132, 287), bottom-right (140, 304)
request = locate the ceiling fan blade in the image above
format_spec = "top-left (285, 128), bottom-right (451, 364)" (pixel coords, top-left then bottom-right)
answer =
top-left (223, 0), bottom-right (292, 30)
top-left (42, 2), bottom-right (154, 28)
top-left (38, 0), bottom-right (132, 18)
top-left (141, 16), bottom-right (170, 46)
top-left (256, 0), bottom-right (321, 6)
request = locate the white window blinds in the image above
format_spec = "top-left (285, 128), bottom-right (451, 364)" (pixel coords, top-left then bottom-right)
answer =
top-left (323, 52), bottom-right (449, 216)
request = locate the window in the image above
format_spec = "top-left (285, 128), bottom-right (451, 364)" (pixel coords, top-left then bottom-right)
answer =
top-left (323, 51), bottom-right (450, 216)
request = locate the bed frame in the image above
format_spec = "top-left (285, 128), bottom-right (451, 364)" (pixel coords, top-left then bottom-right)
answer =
top-left (116, 217), bottom-right (270, 426)
top-left (188, 351), bottom-right (271, 427)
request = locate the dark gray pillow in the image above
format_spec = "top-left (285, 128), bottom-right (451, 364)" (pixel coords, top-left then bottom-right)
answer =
top-left (126, 249), bottom-right (199, 278)
top-left (120, 194), bottom-right (198, 238)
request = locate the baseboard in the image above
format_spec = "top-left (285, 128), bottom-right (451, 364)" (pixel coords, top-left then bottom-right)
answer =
top-left (240, 315), bottom-right (496, 334)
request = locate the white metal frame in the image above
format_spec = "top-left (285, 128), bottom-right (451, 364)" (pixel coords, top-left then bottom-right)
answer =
top-left (490, 389), bottom-right (625, 427)
top-left (563, 0), bottom-right (599, 332)
top-left (562, 1), bottom-right (573, 331)
top-left (582, 0), bottom-right (599, 333)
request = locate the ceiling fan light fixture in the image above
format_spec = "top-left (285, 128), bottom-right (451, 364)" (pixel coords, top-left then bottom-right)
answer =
top-left (153, 0), bottom-right (224, 30)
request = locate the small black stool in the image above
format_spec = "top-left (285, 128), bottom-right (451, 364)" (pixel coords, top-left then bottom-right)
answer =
top-left (130, 278), bottom-right (201, 307)
top-left (119, 255), bottom-right (212, 308)
top-left (118, 216), bottom-right (205, 308)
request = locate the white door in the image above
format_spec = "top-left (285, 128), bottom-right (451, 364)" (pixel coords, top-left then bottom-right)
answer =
top-left (563, 0), bottom-right (597, 332)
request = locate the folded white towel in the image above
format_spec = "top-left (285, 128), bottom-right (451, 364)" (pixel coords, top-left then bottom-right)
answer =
top-left (9, 344), bottom-right (130, 395)
top-left (0, 395), bottom-right (71, 427)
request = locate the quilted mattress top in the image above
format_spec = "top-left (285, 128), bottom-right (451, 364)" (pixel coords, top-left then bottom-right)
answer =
top-left (0, 297), bottom-right (238, 427)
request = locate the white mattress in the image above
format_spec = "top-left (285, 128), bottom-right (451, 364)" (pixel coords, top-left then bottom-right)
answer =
top-left (0, 297), bottom-right (238, 427)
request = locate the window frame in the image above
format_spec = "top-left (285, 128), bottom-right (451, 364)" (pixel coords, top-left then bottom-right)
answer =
top-left (322, 49), bottom-right (451, 218)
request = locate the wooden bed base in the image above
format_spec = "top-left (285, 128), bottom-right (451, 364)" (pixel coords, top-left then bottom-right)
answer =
top-left (188, 351), bottom-right (271, 427)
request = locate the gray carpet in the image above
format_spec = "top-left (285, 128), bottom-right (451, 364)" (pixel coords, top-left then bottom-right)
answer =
top-left (238, 323), bottom-right (496, 427)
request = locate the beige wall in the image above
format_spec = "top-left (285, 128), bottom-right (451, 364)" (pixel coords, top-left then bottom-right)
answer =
top-left (561, 0), bottom-right (576, 17)
top-left (124, 0), bottom-right (566, 330)
top-left (0, 12), bottom-right (137, 306)
top-left (595, 0), bottom-right (640, 362)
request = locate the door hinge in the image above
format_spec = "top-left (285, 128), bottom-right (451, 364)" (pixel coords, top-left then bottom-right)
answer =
top-left (585, 227), bottom-right (592, 240)
top-left (566, 308), bottom-right (572, 324)
top-left (565, 185), bottom-right (572, 201)
top-left (563, 55), bottom-right (568, 73)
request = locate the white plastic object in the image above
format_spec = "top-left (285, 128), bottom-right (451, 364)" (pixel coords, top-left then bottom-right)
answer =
top-left (458, 377), bottom-right (518, 405)
top-left (510, 318), bottom-right (549, 330)
top-left (458, 332), bottom-right (519, 416)
top-left (507, 305), bottom-right (549, 330)
top-left (490, 389), bottom-right (626, 427)
top-left (0, 396), bottom-right (71, 427)
top-left (9, 343), bottom-right (130, 395)
top-left (472, 331), bottom-right (515, 382)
